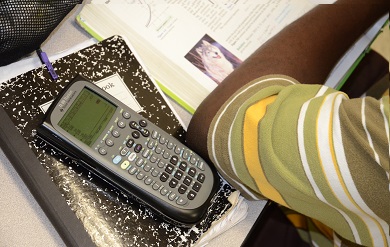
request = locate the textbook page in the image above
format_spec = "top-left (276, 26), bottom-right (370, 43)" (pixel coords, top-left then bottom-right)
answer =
top-left (105, 0), bottom-right (314, 87)
top-left (87, 0), bottom-right (316, 111)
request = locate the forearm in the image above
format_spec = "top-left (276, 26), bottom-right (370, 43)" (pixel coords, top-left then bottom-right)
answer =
top-left (246, 2), bottom-right (387, 85)
top-left (187, 2), bottom-right (388, 160)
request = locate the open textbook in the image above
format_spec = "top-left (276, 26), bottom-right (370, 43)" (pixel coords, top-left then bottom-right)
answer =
top-left (77, 0), bottom-right (388, 113)
top-left (77, 0), bottom-right (316, 113)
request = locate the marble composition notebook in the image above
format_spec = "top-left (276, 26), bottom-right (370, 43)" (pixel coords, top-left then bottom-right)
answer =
top-left (0, 35), bottom-right (235, 246)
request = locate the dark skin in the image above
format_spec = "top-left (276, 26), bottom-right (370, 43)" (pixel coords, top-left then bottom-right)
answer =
top-left (186, 1), bottom-right (388, 161)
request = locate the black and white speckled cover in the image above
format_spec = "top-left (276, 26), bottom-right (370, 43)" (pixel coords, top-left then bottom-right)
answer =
top-left (0, 35), bottom-right (234, 246)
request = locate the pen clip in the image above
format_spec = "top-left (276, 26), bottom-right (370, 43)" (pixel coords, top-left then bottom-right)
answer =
top-left (36, 48), bottom-right (58, 81)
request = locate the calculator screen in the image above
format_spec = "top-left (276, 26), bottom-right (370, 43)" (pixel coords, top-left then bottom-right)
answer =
top-left (59, 87), bottom-right (116, 146)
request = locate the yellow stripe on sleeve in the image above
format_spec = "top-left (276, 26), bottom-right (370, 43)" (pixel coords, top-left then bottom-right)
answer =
top-left (242, 95), bottom-right (288, 207)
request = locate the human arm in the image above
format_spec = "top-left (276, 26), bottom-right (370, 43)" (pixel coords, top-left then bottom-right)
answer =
top-left (186, 1), bottom-right (388, 160)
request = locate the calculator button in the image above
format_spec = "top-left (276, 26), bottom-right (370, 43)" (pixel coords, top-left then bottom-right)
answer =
top-left (143, 164), bottom-right (152, 172)
top-left (122, 111), bottom-right (131, 119)
top-left (132, 131), bottom-right (140, 139)
top-left (157, 161), bottom-right (165, 168)
top-left (178, 185), bottom-right (187, 194)
top-left (147, 139), bottom-right (156, 149)
top-left (136, 172), bottom-right (145, 180)
top-left (167, 141), bottom-right (174, 149)
top-left (141, 129), bottom-right (150, 137)
top-left (189, 156), bottom-right (197, 164)
top-left (120, 147), bottom-right (129, 156)
top-left (178, 162), bottom-right (187, 171)
top-left (188, 167), bottom-right (196, 177)
top-left (170, 155), bottom-right (179, 165)
top-left (120, 160), bottom-right (130, 170)
top-left (105, 139), bottom-right (114, 146)
top-left (128, 166), bottom-right (138, 175)
top-left (117, 120), bottom-right (126, 128)
top-left (98, 147), bottom-right (107, 155)
top-left (144, 177), bottom-right (153, 185)
top-left (129, 121), bottom-right (138, 129)
top-left (162, 151), bottom-right (170, 159)
top-left (151, 169), bottom-right (160, 177)
top-left (165, 164), bottom-right (174, 174)
top-left (128, 152), bottom-right (137, 162)
top-left (183, 176), bottom-right (192, 186)
top-left (169, 178), bottom-right (178, 188)
top-left (142, 149), bottom-right (151, 158)
top-left (155, 146), bottom-right (163, 154)
top-left (182, 150), bottom-right (191, 159)
top-left (197, 173), bottom-right (206, 183)
top-left (134, 144), bottom-right (142, 153)
top-left (160, 172), bottom-right (169, 182)
top-left (152, 182), bottom-right (161, 190)
top-left (139, 119), bottom-right (147, 127)
top-left (151, 130), bottom-right (159, 139)
top-left (160, 187), bottom-right (169, 196)
top-left (174, 170), bottom-right (183, 180)
top-left (113, 155), bottom-right (122, 164)
top-left (168, 192), bottom-right (177, 201)
top-left (136, 158), bottom-right (144, 167)
top-left (174, 146), bottom-right (182, 155)
top-left (126, 139), bottom-right (135, 148)
top-left (111, 130), bottom-right (120, 137)
top-left (176, 197), bottom-right (187, 205)
top-left (187, 191), bottom-right (197, 200)
top-left (197, 161), bottom-right (205, 171)
top-left (192, 182), bottom-right (202, 192)
top-left (149, 155), bottom-right (158, 163)
top-left (159, 136), bottom-right (167, 144)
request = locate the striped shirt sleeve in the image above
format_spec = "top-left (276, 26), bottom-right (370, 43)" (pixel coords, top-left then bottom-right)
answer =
top-left (207, 75), bottom-right (389, 246)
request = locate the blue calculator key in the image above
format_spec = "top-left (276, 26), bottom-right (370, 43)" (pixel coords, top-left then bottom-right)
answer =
top-left (113, 155), bottom-right (122, 164)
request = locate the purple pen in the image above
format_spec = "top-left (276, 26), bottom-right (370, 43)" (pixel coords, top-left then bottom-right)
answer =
top-left (36, 48), bottom-right (59, 81)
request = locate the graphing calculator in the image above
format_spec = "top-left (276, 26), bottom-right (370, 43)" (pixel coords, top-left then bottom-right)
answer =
top-left (37, 78), bottom-right (218, 226)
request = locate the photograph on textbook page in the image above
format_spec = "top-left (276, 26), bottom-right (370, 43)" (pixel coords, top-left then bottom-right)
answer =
top-left (185, 34), bottom-right (242, 84)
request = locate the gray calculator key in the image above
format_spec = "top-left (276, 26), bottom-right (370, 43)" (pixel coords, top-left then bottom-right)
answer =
top-left (151, 169), bottom-right (160, 177)
top-left (144, 177), bottom-right (153, 185)
top-left (105, 139), bottom-right (114, 146)
top-left (174, 146), bottom-right (182, 155)
top-left (143, 164), bottom-right (152, 172)
top-left (182, 150), bottom-right (191, 159)
top-left (112, 129), bottom-right (120, 137)
top-left (128, 166), bottom-right (138, 175)
top-left (157, 161), bottom-right (165, 168)
top-left (137, 172), bottom-right (145, 180)
top-left (167, 141), bottom-right (174, 149)
top-left (151, 130), bottom-right (159, 139)
top-left (117, 120), bottom-right (126, 128)
top-left (177, 197), bottom-right (187, 205)
top-left (159, 136), bottom-right (166, 144)
top-left (160, 187), bottom-right (169, 196)
top-left (98, 147), bottom-right (107, 155)
top-left (122, 111), bottom-right (131, 119)
top-left (152, 182), bottom-right (161, 190)
top-left (168, 192), bottom-right (177, 201)
top-left (155, 146), bottom-right (163, 154)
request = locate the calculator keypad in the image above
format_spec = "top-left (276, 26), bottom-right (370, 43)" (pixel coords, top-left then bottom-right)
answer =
top-left (96, 109), bottom-right (210, 208)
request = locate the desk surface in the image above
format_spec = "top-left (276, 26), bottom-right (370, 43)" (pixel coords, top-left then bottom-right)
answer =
top-left (0, 5), bottom-right (265, 247)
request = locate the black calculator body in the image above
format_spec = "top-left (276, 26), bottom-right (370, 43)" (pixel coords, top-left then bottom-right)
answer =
top-left (37, 78), bottom-right (218, 226)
